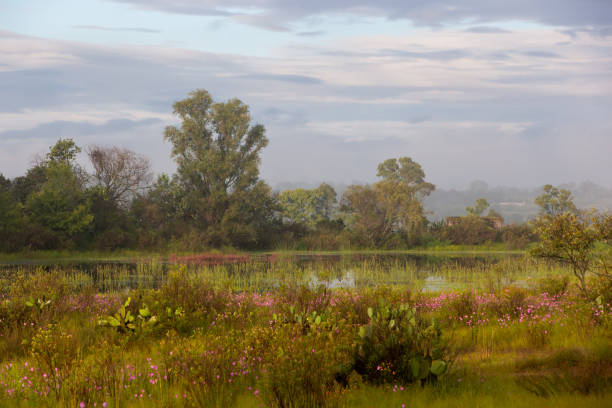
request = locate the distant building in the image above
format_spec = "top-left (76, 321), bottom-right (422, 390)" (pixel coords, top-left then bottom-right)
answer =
top-left (445, 216), bottom-right (503, 229)
top-left (445, 216), bottom-right (463, 227)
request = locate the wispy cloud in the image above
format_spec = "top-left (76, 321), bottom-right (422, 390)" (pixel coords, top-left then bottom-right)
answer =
top-left (295, 30), bottom-right (325, 37)
top-left (108, 0), bottom-right (612, 31)
top-left (0, 118), bottom-right (162, 141)
top-left (464, 26), bottom-right (512, 34)
top-left (73, 25), bottom-right (161, 33)
top-left (236, 73), bottom-right (324, 85)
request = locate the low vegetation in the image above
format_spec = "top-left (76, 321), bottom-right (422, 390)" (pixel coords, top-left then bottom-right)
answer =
top-left (0, 256), bottom-right (610, 407)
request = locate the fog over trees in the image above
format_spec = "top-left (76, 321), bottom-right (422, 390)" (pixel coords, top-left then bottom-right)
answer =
top-left (1, 89), bottom-right (611, 252)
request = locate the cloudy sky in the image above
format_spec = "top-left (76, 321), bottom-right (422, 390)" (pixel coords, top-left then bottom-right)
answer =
top-left (1, 0), bottom-right (611, 189)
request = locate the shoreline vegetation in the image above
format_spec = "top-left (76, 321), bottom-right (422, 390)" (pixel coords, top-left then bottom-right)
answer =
top-left (0, 247), bottom-right (523, 264)
top-left (5, 242), bottom-right (612, 263)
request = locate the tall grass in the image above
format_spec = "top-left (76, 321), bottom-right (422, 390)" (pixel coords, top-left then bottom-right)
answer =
top-left (0, 254), bottom-right (609, 407)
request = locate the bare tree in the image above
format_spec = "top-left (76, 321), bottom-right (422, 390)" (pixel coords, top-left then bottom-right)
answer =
top-left (87, 145), bottom-right (152, 207)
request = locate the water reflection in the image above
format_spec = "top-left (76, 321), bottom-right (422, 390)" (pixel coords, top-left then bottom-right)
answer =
top-left (0, 252), bottom-right (530, 293)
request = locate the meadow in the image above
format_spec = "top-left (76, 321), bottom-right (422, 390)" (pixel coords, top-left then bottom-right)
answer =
top-left (0, 253), bottom-right (610, 407)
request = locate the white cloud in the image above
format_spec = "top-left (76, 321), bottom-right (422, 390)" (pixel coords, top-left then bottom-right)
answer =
top-left (305, 120), bottom-right (533, 142)
top-left (0, 26), bottom-right (610, 188)
top-left (0, 107), bottom-right (174, 133)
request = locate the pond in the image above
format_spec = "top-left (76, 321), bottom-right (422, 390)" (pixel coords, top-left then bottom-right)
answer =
top-left (0, 252), bottom-right (560, 293)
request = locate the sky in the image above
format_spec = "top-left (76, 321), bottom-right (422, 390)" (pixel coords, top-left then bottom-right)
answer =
top-left (0, 0), bottom-right (611, 189)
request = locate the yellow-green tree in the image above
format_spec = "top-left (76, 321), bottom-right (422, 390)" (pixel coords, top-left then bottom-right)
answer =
top-left (535, 184), bottom-right (578, 216)
top-left (341, 157), bottom-right (434, 247)
top-left (532, 211), bottom-right (610, 298)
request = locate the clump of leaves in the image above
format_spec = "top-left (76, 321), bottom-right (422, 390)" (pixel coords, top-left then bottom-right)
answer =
top-left (351, 301), bottom-right (449, 385)
top-left (273, 305), bottom-right (328, 335)
top-left (98, 297), bottom-right (157, 333)
top-left (25, 295), bottom-right (52, 313)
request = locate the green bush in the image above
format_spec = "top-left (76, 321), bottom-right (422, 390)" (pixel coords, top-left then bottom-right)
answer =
top-left (352, 301), bottom-right (449, 385)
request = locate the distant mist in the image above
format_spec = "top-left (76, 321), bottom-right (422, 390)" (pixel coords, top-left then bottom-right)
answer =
top-left (272, 180), bottom-right (612, 225)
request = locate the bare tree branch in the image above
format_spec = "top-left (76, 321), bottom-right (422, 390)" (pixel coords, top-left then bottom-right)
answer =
top-left (87, 145), bottom-right (152, 207)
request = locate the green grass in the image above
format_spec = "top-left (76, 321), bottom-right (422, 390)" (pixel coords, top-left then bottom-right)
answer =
top-left (0, 256), bottom-right (610, 407)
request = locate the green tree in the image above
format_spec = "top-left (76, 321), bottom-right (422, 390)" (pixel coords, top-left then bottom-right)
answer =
top-left (342, 157), bottom-right (434, 247)
top-left (25, 163), bottom-right (93, 245)
top-left (277, 183), bottom-right (337, 229)
top-left (535, 184), bottom-right (578, 216)
top-left (531, 211), bottom-right (610, 298)
top-left (486, 208), bottom-right (503, 219)
top-left (466, 198), bottom-right (489, 216)
top-left (314, 183), bottom-right (337, 221)
top-left (0, 173), bottom-right (10, 192)
top-left (12, 139), bottom-right (86, 205)
top-left (340, 184), bottom-right (386, 246)
top-left (376, 157), bottom-right (435, 198)
top-left (21, 139), bottom-right (93, 248)
top-left (45, 138), bottom-right (81, 165)
top-left (163, 89), bottom-right (272, 247)
top-left (0, 188), bottom-right (23, 251)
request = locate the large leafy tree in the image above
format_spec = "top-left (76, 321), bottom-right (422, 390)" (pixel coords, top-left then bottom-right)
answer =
top-left (376, 157), bottom-right (435, 198)
top-left (163, 89), bottom-right (272, 246)
top-left (24, 140), bottom-right (94, 247)
top-left (0, 139), bottom-right (94, 249)
top-left (342, 157), bottom-right (434, 247)
top-left (26, 164), bottom-right (93, 238)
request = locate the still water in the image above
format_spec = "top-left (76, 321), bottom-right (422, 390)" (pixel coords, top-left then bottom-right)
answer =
top-left (0, 252), bottom-right (545, 293)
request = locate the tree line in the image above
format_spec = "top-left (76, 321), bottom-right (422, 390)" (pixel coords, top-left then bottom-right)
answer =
top-left (0, 89), bottom-right (604, 252)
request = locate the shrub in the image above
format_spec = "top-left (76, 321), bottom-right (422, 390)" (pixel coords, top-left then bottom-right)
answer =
top-left (258, 323), bottom-right (352, 408)
top-left (29, 324), bottom-right (80, 399)
top-left (443, 216), bottom-right (497, 245)
top-left (536, 276), bottom-right (570, 296)
top-left (352, 301), bottom-right (449, 385)
top-left (501, 224), bottom-right (537, 250)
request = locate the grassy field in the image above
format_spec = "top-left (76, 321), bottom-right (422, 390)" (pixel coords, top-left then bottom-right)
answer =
top-left (0, 255), bottom-right (610, 407)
